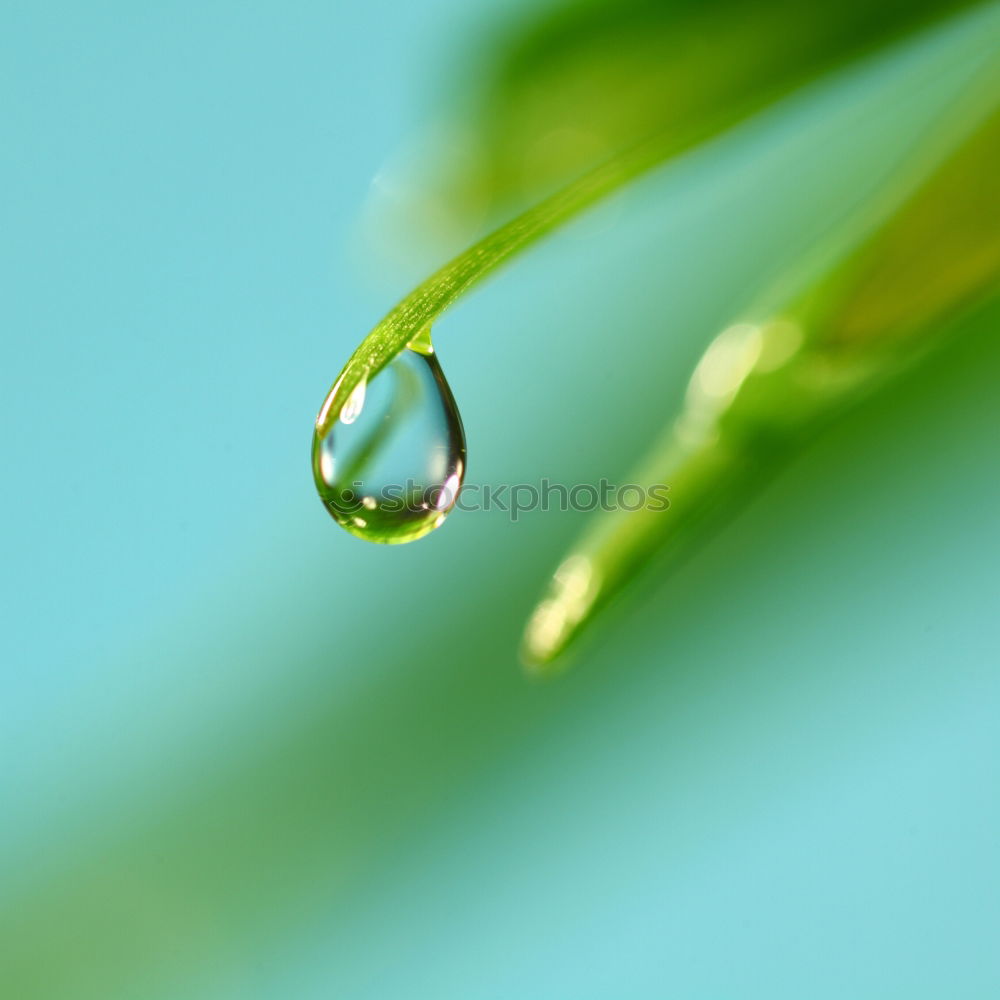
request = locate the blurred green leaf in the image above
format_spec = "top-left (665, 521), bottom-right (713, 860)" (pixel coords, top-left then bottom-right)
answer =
top-left (523, 59), bottom-right (1000, 668)
top-left (395, 0), bottom-right (980, 235)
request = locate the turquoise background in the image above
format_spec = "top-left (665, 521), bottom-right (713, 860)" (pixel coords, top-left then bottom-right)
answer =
top-left (2, 2), bottom-right (998, 997)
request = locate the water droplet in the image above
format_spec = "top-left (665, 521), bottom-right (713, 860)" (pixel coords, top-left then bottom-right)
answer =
top-left (312, 336), bottom-right (466, 543)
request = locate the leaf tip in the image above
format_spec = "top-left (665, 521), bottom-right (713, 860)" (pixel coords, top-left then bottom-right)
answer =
top-left (520, 554), bottom-right (602, 673)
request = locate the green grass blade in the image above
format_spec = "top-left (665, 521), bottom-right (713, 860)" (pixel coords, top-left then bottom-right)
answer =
top-left (317, 133), bottom-right (667, 440)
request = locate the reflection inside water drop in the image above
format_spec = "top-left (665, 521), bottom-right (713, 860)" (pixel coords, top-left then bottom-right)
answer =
top-left (312, 339), bottom-right (466, 544)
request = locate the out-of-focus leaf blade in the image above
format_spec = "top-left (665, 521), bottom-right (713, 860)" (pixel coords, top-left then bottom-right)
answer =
top-left (400, 0), bottom-right (982, 233)
top-left (523, 53), bottom-right (1000, 669)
